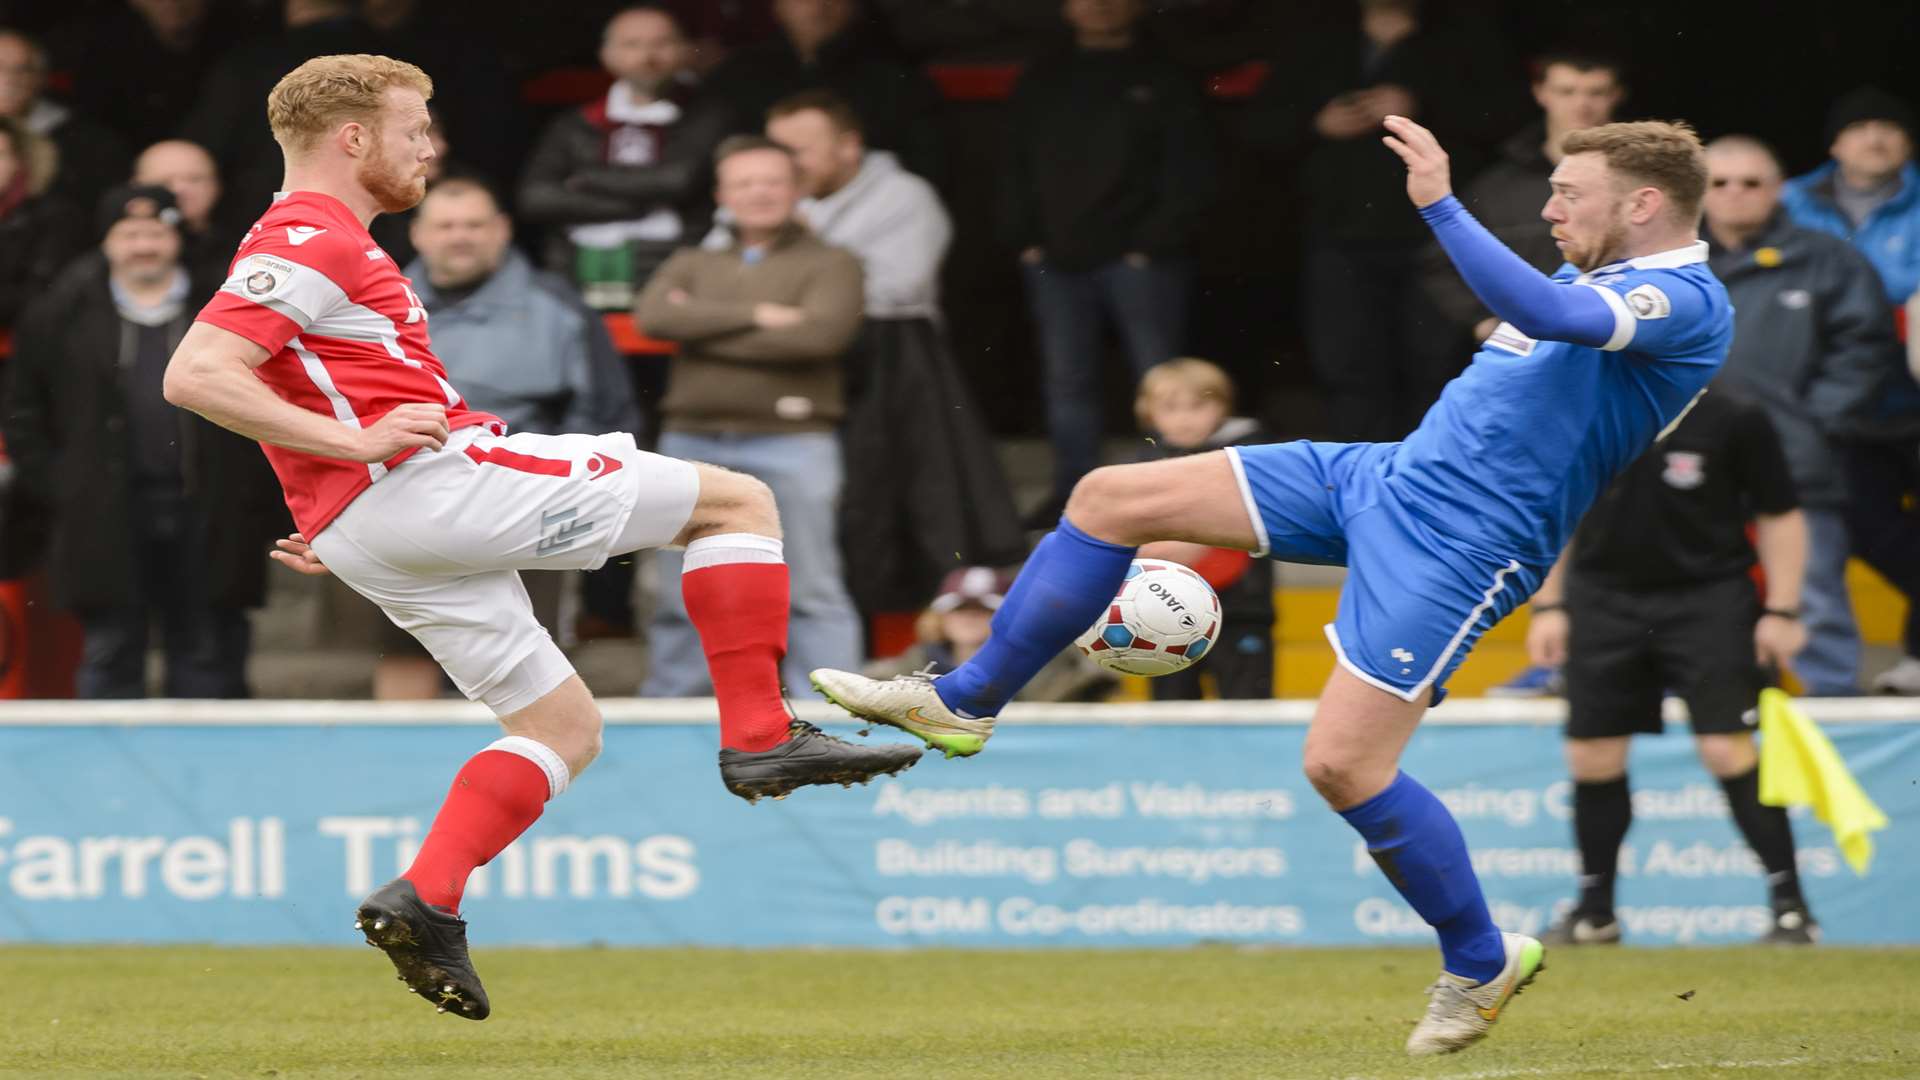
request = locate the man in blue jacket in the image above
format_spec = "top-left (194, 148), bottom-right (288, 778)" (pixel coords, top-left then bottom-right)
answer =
top-left (1782, 87), bottom-right (1920, 695)
top-left (407, 179), bottom-right (638, 440)
top-left (1783, 88), bottom-right (1920, 306)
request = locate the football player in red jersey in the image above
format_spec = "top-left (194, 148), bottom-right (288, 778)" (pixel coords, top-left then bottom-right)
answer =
top-left (162, 54), bottom-right (919, 1019)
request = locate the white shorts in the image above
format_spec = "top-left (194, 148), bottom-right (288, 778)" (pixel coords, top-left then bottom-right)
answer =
top-left (311, 427), bottom-right (699, 714)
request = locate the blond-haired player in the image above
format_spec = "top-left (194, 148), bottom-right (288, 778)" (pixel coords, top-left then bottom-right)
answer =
top-left (163, 54), bottom-right (920, 1020)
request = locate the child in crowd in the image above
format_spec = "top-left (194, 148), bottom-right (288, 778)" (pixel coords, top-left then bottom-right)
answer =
top-left (1133, 359), bottom-right (1275, 700)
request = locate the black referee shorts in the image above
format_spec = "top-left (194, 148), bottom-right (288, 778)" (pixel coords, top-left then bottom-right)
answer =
top-left (1564, 574), bottom-right (1767, 738)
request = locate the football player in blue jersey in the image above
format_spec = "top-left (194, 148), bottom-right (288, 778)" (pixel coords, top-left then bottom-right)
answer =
top-left (813, 116), bottom-right (1732, 1056)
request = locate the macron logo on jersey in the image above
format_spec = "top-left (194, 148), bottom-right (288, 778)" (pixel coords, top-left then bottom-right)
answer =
top-left (286, 226), bottom-right (328, 246)
top-left (586, 452), bottom-right (623, 479)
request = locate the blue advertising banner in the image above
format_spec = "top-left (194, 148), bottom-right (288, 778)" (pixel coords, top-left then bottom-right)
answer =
top-left (0, 700), bottom-right (1912, 947)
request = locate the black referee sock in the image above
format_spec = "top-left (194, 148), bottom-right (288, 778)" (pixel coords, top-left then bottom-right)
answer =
top-left (1572, 776), bottom-right (1633, 917)
top-left (1719, 766), bottom-right (1806, 911)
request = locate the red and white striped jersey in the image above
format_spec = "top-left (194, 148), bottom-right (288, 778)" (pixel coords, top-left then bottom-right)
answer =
top-left (195, 190), bottom-right (503, 536)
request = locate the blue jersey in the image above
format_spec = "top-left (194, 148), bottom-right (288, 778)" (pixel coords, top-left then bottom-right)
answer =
top-left (1388, 243), bottom-right (1734, 565)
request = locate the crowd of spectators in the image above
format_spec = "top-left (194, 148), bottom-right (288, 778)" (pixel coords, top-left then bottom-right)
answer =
top-left (0, 0), bottom-right (1915, 703)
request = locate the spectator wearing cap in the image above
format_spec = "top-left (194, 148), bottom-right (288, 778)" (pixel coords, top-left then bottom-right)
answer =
top-left (1782, 88), bottom-right (1920, 695)
top-left (762, 90), bottom-right (1024, 617)
top-left (519, 4), bottom-right (733, 310)
top-left (0, 114), bottom-right (84, 334)
top-left (1784, 88), bottom-right (1920, 306)
top-left (1, 184), bottom-right (287, 698)
top-left (861, 566), bottom-right (1119, 703)
top-left (0, 27), bottom-right (133, 212)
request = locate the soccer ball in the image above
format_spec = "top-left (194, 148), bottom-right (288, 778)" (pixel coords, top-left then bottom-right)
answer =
top-left (1074, 559), bottom-right (1221, 676)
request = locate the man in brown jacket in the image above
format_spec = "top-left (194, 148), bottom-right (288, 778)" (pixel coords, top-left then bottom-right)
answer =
top-left (636, 134), bottom-right (867, 694)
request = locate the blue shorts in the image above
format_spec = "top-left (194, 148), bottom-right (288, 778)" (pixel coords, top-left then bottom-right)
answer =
top-left (1227, 441), bottom-right (1545, 704)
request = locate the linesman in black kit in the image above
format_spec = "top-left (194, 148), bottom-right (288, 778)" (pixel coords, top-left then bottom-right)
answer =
top-left (1525, 388), bottom-right (1821, 945)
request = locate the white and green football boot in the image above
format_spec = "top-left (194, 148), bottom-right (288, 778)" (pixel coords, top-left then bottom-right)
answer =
top-left (1405, 931), bottom-right (1546, 1056)
top-left (809, 667), bottom-right (994, 759)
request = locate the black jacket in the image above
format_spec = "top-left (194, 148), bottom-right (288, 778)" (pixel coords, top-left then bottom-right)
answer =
top-left (0, 192), bottom-right (85, 331)
top-left (1421, 122), bottom-right (1563, 330)
top-left (838, 317), bottom-right (1026, 613)
top-left (1246, 23), bottom-right (1507, 248)
top-left (1708, 213), bottom-right (1906, 506)
top-left (517, 84), bottom-right (733, 282)
top-left (703, 28), bottom-right (946, 191)
top-left (1, 255), bottom-right (288, 608)
top-left (999, 42), bottom-right (1217, 270)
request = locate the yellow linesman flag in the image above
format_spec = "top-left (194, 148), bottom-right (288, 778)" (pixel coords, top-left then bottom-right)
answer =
top-left (1757, 688), bottom-right (1889, 875)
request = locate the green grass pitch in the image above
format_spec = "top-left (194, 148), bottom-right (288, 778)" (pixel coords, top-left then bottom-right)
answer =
top-left (3, 945), bottom-right (1916, 1079)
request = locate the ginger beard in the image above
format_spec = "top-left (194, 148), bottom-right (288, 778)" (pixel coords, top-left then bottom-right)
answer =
top-left (1557, 202), bottom-right (1631, 273)
top-left (357, 125), bottom-right (428, 214)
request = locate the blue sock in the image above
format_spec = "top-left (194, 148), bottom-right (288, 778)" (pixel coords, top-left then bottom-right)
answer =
top-left (935, 518), bottom-right (1135, 717)
top-left (1339, 771), bottom-right (1505, 983)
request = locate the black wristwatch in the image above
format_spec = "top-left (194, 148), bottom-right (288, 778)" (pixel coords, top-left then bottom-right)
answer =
top-left (1762, 607), bottom-right (1801, 621)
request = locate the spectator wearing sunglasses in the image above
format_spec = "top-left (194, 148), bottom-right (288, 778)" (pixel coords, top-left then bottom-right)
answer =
top-left (1703, 135), bottom-right (1903, 695)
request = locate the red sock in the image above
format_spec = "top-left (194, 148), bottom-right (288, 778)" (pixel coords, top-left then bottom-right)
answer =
top-left (682, 560), bottom-right (793, 752)
top-left (403, 744), bottom-right (556, 912)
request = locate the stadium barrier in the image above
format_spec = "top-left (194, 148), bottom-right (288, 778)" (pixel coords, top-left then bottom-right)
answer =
top-left (1, 698), bottom-right (1912, 948)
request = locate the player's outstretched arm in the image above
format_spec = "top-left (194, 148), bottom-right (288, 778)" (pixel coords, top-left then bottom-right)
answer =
top-left (1381, 116), bottom-right (1616, 347)
top-left (164, 322), bottom-right (449, 463)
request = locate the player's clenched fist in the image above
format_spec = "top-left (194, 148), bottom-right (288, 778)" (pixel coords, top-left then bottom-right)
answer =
top-left (1381, 114), bottom-right (1453, 210)
top-left (352, 402), bottom-right (450, 461)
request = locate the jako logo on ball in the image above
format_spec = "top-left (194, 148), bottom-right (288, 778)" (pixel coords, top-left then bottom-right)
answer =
top-left (1074, 560), bottom-right (1221, 677)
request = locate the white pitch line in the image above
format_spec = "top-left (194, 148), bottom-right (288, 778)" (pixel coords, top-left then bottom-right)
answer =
top-left (1336, 1055), bottom-right (1895, 1080)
